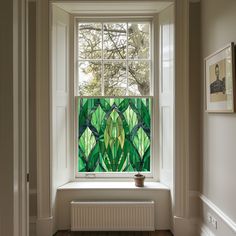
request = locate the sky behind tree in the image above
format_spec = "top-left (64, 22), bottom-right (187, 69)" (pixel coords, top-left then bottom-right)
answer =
top-left (77, 22), bottom-right (151, 96)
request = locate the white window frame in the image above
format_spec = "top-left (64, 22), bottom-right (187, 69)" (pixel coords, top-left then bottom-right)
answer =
top-left (73, 15), bottom-right (159, 180)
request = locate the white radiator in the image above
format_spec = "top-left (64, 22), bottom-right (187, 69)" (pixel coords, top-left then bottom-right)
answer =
top-left (71, 201), bottom-right (155, 231)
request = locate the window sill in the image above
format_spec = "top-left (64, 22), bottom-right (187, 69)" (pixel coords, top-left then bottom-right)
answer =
top-left (57, 181), bottom-right (169, 191)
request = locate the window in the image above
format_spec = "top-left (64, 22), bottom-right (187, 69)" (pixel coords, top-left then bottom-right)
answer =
top-left (75, 19), bottom-right (157, 177)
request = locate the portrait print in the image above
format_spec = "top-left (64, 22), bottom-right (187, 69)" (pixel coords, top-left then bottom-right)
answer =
top-left (209, 59), bottom-right (227, 102)
top-left (205, 43), bottom-right (235, 113)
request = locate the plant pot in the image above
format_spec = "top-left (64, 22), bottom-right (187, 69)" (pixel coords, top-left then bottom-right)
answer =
top-left (134, 173), bottom-right (145, 187)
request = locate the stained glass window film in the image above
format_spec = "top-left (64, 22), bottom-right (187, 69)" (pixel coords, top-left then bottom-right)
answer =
top-left (78, 98), bottom-right (151, 172)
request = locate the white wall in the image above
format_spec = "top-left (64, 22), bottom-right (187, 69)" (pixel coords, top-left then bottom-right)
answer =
top-left (201, 0), bottom-right (236, 234)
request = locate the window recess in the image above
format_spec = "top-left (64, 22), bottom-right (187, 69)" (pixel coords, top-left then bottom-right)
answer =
top-left (75, 19), bottom-right (157, 178)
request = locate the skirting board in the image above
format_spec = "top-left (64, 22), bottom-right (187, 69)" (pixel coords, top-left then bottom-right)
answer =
top-left (200, 224), bottom-right (215, 236)
top-left (36, 217), bottom-right (53, 236)
top-left (30, 216), bottom-right (37, 236)
top-left (174, 216), bottom-right (199, 236)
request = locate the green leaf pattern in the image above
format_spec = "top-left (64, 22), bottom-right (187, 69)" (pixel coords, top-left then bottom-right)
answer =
top-left (78, 98), bottom-right (151, 172)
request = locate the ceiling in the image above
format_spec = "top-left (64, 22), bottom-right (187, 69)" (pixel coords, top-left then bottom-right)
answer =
top-left (53, 1), bottom-right (174, 14)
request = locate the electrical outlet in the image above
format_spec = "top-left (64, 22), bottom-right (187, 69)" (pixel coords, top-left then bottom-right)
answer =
top-left (212, 217), bottom-right (218, 229)
top-left (207, 212), bottom-right (218, 230)
top-left (207, 213), bottom-right (212, 223)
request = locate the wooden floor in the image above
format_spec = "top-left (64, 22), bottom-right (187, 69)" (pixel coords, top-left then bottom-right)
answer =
top-left (55, 231), bottom-right (173, 236)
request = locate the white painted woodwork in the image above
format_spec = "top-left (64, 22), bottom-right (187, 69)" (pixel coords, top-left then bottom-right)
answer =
top-left (0, 0), bottom-right (28, 236)
top-left (54, 1), bottom-right (173, 14)
top-left (36, 0), bottom-right (52, 235)
top-left (200, 223), bottom-right (215, 236)
top-left (189, 2), bottom-right (201, 220)
top-left (1, 1), bottom-right (16, 235)
top-left (173, 217), bottom-right (199, 236)
top-left (71, 201), bottom-right (155, 231)
top-left (52, 5), bottom-right (73, 234)
top-left (174, 0), bottom-right (190, 220)
top-left (28, 1), bottom-right (38, 221)
top-left (158, 5), bottom-right (174, 189)
top-left (17, 0), bottom-right (29, 235)
top-left (57, 187), bottom-right (171, 230)
top-left (58, 181), bottom-right (169, 190)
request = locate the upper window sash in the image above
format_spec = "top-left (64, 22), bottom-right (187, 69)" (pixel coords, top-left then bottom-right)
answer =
top-left (76, 19), bottom-right (153, 97)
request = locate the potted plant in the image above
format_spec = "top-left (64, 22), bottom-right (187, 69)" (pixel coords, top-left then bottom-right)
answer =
top-left (134, 162), bottom-right (145, 187)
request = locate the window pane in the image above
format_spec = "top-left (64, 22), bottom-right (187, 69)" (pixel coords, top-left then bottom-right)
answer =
top-left (128, 61), bottom-right (150, 95)
top-left (78, 98), bottom-right (151, 172)
top-left (104, 62), bottom-right (127, 96)
top-left (78, 23), bottom-right (102, 59)
top-left (128, 23), bottom-right (150, 59)
top-left (103, 23), bottom-right (127, 59)
top-left (78, 61), bottom-right (102, 96)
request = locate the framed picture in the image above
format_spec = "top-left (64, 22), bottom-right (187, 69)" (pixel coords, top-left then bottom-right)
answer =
top-left (205, 42), bottom-right (235, 113)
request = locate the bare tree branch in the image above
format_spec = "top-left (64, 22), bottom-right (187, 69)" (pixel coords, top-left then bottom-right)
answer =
top-left (79, 23), bottom-right (150, 96)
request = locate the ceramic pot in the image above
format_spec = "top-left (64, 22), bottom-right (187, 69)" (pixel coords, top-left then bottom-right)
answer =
top-left (134, 173), bottom-right (145, 187)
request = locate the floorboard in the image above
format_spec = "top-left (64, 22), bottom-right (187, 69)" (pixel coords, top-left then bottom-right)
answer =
top-left (55, 230), bottom-right (173, 236)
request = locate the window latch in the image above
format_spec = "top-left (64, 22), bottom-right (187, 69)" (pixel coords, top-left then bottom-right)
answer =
top-left (85, 173), bottom-right (96, 178)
